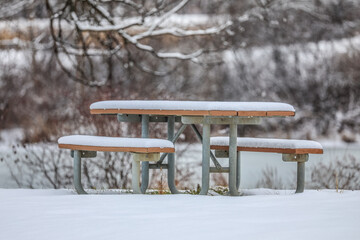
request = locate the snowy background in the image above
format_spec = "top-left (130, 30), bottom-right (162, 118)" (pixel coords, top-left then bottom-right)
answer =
top-left (0, 0), bottom-right (359, 190)
top-left (0, 1), bottom-right (360, 239)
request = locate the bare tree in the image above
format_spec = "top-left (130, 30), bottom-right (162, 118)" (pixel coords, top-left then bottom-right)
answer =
top-left (45, 0), bottom-right (232, 86)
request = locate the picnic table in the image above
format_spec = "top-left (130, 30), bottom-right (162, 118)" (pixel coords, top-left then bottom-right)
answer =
top-left (90, 100), bottom-right (296, 196)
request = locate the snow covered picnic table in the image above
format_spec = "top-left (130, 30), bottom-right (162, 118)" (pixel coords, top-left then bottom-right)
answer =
top-left (90, 100), bottom-right (299, 196)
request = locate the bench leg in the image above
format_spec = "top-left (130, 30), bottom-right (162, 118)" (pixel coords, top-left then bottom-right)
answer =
top-left (132, 158), bottom-right (142, 194)
top-left (296, 162), bottom-right (305, 193)
top-left (236, 151), bottom-right (241, 191)
top-left (73, 150), bottom-right (87, 194)
top-left (141, 114), bottom-right (150, 194)
top-left (200, 122), bottom-right (211, 195)
top-left (167, 116), bottom-right (180, 194)
top-left (229, 123), bottom-right (240, 196)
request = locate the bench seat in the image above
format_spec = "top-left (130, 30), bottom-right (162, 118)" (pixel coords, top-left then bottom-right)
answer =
top-left (58, 135), bottom-right (175, 153)
top-left (210, 137), bottom-right (323, 154)
top-left (58, 135), bottom-right (174, 194)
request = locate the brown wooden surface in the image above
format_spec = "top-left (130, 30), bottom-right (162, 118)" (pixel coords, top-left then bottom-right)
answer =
top-left (266, 111), bottom-right (296, 117)
top-left (91, 108), bottom-right (295, 117)
top-left (209, 110), bottom-right (237, 116)
top-left (210, 145), bottom-right (323, 154)
top-left (91, 109), bottom-right (211, 116)
top-left (58, 144), bottom-right (175, 153)
top-left (237, 111), bottom-right (267, 117)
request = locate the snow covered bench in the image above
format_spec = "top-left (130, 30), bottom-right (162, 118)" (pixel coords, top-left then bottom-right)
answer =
top-left (210, 137), bottom-right (323, 193)
top-left (58, 135), bottom-right (175, 194)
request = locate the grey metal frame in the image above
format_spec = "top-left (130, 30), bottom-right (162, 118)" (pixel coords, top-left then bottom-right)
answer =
top-left (73, 150), bottom-right (87, 194)
top-left (140, 115), bottom-right (150, 193)
top-left (133, 153), bottom-right (160, 194)
top-left (71, 149), bottom-right (165, 194)
top-left (182, 116), bottom-right (261, 196)
top-left (73, 113), bottom-right (304, 196)
top-left (282, 153), bottom-right (309, 193)
top-left (118, 114), bottom-right (184, 194)
top-left (72, 150), bottom-right (97, 194)
top-left (117, 114), bottom-right (234, 194)
top-left (212, 151), bottom-right (309, 194)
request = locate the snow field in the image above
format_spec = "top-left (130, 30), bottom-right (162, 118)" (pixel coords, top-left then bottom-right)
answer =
top-left (0, 189), bottom-right (359, 240)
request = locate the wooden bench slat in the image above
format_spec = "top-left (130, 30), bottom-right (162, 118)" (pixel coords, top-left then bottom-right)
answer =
top-left (58, 144), bottom-right (175, 153)
top-left (210, 145), bottom-right (323, 154)
top-left (210, 137), bottom-right (323, 154)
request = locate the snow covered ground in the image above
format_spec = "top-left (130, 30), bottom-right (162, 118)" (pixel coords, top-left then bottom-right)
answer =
top-left (0, 189), bottom-right (359, 240)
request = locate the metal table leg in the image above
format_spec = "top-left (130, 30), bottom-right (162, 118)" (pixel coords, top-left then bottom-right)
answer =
top-left (199, 122), bottom-right (211, 195)
top-left (229, 123), bottom-right (240, 196)
top-left (295, 162), bottom-right (305, 193)
top-left (236, 151), bottom-right (241, 191)
top-left (132, 158), bottom-right (141, 194)
top-left (167, 116), bottom-right (180, 194)
top-left (73, 150), bottom-right (87, 194)
top-left (140, 115), bottom-right (149, 193)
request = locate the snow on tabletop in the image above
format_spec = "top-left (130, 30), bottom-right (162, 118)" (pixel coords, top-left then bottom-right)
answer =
top-left (210, 137), bottom-right (323, 149)
top-left (90, 100), bottom-right (295, 112)
top-left (0, 189), bottom-right (359, 240)
top-left (58, 135), bottom-right (174, 149)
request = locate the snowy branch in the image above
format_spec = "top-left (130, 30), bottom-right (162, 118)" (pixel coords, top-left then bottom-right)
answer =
top-left (46, 0), bottom-right (232, 86)
top-left (0, 0), bottom-right (35, 19)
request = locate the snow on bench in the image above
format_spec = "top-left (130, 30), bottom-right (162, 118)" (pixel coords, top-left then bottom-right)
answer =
top-left (58, 135), bottom-right (174, 194)
top-left (90, 100), bottom-right (296, 117)
top-left (58, 135), bottom-right (175, 153)
top-left (210, 137), bottom-right (323, 154)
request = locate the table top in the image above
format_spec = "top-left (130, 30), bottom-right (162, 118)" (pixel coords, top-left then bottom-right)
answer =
top-left (90, 100), bottom-right (295, 117)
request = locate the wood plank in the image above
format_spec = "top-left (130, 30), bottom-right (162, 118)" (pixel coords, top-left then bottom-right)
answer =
top-left (209, 110), bottom-right (237, 116)
top-left (58, 144), bottom-right (175, 153)
top-left (91, 109), bottom-right (210, 116)
top-left (91, 109), bottom-right (295, 117)
top-left (91, 109), bottom-right (241, 116)
top-left (210, 145), bottom-right (323, 154)
top-left (266, 111), bottom-right (295, 117)
top-left (237, 111), bottom-right (267, 117)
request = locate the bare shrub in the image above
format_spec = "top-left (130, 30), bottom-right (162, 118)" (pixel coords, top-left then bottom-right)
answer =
top-left (211, 173), bottom-right (228, 187)
top-left (4, 144), bottom-right (133, 190)
top-left (308, 155), bottom-right (360, 190)
top-left (256, 166), bottom-right (284, 189)
top-left (4, 145), bottom-right (72, 188)
top-left (238, 155), bottom-right (360, 191)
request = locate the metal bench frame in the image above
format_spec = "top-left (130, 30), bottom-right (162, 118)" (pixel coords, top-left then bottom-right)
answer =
top-left (70, 149), bottom-right (171, 194)
top-left (117, 114), bottom-right (248, 194)
top-left (214, 150), bottom-right (309, 193)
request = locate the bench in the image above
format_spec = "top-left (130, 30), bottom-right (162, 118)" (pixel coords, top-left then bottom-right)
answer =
top-left (210, 137), bottom-right (323, 193)
top-left (58, 135), bottom-right (175, 194)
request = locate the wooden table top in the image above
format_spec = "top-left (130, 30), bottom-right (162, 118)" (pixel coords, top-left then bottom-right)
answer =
top-left (90, 100), bottom-right (295, 117)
